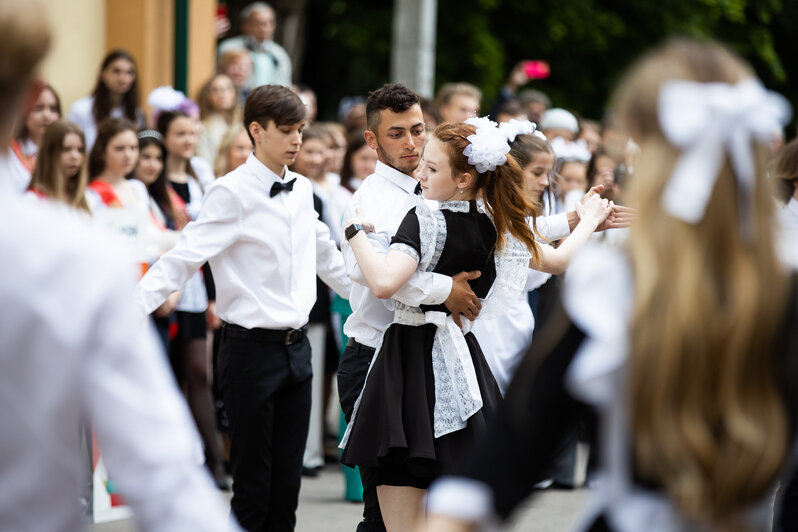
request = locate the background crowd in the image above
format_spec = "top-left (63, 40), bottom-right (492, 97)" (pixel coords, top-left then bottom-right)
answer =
top-left (5, 2), bottom-right (798, 532)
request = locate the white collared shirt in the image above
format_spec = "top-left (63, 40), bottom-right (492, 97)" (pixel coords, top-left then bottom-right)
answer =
top-left (66, 96), bottom-right (125, 152)
top-left (0, 196), bottom-right (237, 532)
top-left (779, 197), bottom-right (798, 268)
top-left (137, 153), bottom-right (351, 329)
top-left (341, 161), bottom-right (452, 348)
top-left (0, 148), bottom-right (32, 195)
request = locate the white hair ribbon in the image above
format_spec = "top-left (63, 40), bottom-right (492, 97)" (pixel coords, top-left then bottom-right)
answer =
top-left (463, 116), bottom-right (511, 173)
top-left (498, 118), bottom-right (537, 143)
top-left (658, 78), bottom-right (790, 225)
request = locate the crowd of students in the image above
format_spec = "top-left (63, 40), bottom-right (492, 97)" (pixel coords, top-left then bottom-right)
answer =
top-left (2, 1), bottom-right (798, 532)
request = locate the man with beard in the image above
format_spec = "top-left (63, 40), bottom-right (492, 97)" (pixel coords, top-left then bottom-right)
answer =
top-left (338, 83), bottom-right (483, 532)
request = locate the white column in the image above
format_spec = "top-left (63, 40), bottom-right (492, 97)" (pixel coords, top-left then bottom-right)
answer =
top-left (391, 0), bottom-right (438, 99)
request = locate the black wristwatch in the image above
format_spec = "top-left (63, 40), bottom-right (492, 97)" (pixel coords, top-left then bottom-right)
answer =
top-left (345, 223), bottom-right (364, 240)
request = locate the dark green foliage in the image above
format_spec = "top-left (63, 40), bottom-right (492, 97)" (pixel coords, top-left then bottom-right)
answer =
top-left (302, 0), bottom-right (798, 132)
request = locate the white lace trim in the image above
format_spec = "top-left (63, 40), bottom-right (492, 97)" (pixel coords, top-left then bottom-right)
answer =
top-left (480, 232), bottom-right (532, 320)
top-left (429, 210), bottom-right (447, 271)
top-left (389, 242), bottom-right (420, 263)
top-left (393, 306), bottom-right (483, 437)
top-left (438, 200), bottom-right (472, 213)
top-left (415, 197), bottom-right (438, 272)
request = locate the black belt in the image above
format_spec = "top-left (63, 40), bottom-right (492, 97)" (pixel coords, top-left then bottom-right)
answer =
top-left (346, 338), bottom-right (376, 351)
top-left (222, 322), bottom-right (308, 346)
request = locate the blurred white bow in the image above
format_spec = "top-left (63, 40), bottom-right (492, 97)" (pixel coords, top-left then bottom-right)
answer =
top-left (658, 78), bottom-right (791, 225)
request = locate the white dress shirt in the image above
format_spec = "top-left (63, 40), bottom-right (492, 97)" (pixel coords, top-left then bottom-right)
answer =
top-left (311, 176), bottom-right (352, 245)
top-left (67, 96), bottom-right (125, 152)
top-left (779, 197), bottom-right (798, 268)
top-left (0, 148), bottom-right (32, 195)
top-left (137, 153), bottom-right (351, 330)
top-left (341, 161), bottom-right (452, 348)
top-left (0, 196), bottom-right (237, 532)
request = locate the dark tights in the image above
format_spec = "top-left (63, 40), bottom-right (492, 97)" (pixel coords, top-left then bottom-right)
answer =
top-left (178, 337), bottom-right (225, 480)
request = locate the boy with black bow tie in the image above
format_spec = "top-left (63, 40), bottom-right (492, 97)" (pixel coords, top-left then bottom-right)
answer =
top-left (137, 84), bottom-right (350, 532)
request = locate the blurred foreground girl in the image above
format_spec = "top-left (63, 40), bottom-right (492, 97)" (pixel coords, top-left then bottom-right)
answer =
top-left (424, 38), bottom-right (798, 532)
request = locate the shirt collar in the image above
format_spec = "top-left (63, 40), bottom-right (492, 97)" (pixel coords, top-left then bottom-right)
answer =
top-left (788, 197), bottom-right (798, 216)
top-left (245, 153), bottom-right (290, 189)
top-left (246, 36), bottom-right (274, 51)
top-left (374, 160), bottom-right (417, 195)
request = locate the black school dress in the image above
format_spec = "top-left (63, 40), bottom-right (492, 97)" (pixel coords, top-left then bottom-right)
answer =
top-left (340, 199), bottom-right (504, 489)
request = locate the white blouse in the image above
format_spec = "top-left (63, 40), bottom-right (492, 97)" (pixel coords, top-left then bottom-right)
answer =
top-left (67, 96), bottom-right (125, 152)
top-left (779, 197), bottom-right (798, 269)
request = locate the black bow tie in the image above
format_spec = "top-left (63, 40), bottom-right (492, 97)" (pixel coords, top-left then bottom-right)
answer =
top-left (270, 178), bottom-right (297, 197)
top-left (414, 181), bottom-right (422, 196)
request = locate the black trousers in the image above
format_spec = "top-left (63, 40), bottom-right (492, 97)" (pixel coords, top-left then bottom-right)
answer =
top-left (778, 465), bottom-right (798, 531)
top-left (217, 325), bottom-right (312, 532)
top-left (338, 341), bottom-right (386, 532)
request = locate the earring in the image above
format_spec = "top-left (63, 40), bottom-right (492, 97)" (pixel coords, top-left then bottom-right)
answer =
top-left (459, 189), bottom-right (464, 195)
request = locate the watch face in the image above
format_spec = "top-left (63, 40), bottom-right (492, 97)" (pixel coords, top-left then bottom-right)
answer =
top-left (345, 223), bottom-right (361, 240)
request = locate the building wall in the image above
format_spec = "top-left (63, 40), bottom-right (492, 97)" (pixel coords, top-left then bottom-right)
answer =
top-left (39, 0), bottom-right (106, 113)
top-left (106, 0), bottom-right (175, 125)
top-left (187, 0), bottom-right (216, 102)
top-left (38, 0), bottom-right (215, 123)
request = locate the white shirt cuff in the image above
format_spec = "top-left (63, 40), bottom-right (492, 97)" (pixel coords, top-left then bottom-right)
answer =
top-left (543, 212), bottom-right (571, 241)
top-left (425, 273), bottom-right (453, 305)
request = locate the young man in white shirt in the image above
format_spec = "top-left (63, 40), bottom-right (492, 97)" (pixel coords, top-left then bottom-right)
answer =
top-left (137, 85), bottom-right (350, 532)
top-left (338, 83), bottom-right (484, 532)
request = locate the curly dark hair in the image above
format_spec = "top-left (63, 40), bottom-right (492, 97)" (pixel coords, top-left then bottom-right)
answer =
top-left (366, 83), bottom-right (420, 131)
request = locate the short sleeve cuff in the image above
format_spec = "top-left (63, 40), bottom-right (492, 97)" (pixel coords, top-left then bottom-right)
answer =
top-left (389, 242), bottom-right (420, 263)
top-left (426, 476), bottom-right (496, 525)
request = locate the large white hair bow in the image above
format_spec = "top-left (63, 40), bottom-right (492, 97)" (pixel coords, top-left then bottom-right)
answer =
top-left (658, 78), bottom-right (790, 224)
top-left (463, 117), bottom-right (510, 173)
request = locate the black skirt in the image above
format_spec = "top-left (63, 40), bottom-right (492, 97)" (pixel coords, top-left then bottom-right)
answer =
top-left (341, 323), bottom-right (502, 487)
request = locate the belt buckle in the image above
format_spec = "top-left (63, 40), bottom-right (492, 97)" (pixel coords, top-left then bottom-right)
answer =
top-left (284, 329), bottom-right (299, 346)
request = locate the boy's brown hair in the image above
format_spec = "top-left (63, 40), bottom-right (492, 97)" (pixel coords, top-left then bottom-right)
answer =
top-left (243, 85), bottom-right (306, 143)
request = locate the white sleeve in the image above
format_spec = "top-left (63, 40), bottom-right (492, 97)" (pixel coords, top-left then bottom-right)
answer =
top-left (315, 217), bottom-right (352, 299)
top-left (341, 231), bottom-right (451, 306)
top-left (84, 271), bottom-right (240, 531)
top-left (67, 98), bottom-right (91, 134)
top-left (426, 476), bottom-right (498, 530)
top-left (535, 213), bottom-right (570, 241)
top-left (136, 184), bottom-right (240, 314)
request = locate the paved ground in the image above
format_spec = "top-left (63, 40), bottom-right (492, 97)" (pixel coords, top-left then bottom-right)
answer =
top-left (92, 464), bottom-right (588, 531)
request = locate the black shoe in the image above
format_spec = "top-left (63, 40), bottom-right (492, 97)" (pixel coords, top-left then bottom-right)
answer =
top-left (302, 466), bottom-right (321, 478)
